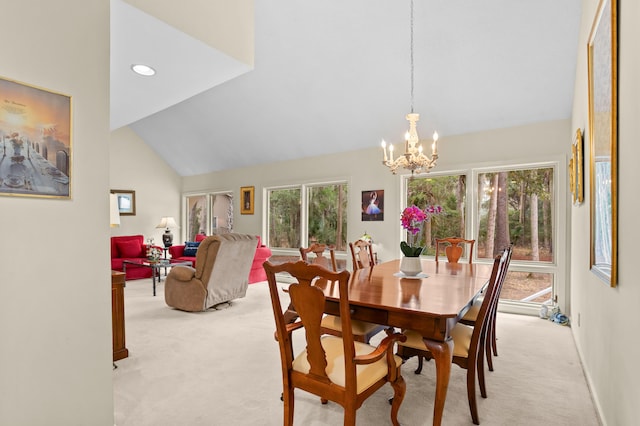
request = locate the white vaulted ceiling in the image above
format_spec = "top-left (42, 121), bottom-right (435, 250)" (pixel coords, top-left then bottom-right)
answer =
top-left (111, 0), bottom-right (582, 177)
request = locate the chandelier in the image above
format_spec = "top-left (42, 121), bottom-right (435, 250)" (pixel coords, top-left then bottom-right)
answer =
top-left (381, 0), bottom-right (439, 176)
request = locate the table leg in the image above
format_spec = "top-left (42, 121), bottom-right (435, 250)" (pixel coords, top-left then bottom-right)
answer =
top-left (423, 337), bottom-right (454, 426)
top-left (152, 266), bottom-right (157, 296)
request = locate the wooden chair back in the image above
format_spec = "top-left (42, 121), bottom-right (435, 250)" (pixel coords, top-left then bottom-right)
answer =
top-left (263, 260), bottom-right (406, 425)
top-left (483, 244), bottom-right (513, 369)
top-left (435, 237), bottom-right (475, 264)
top-left (349, 240), bottom-right (375, 270)
top-left (300, 243), bottom-right (337, 271)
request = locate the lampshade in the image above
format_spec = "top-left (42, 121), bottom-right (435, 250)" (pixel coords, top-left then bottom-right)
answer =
top-left (156, 217), bottom-right (178, 229)
top-left (157, 216), bottom-right (178, 247)
top-left (110, 194), bottom-right (120, 227)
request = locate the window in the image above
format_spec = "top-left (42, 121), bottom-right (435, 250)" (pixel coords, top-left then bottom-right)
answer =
top-left (405, 173), bottom-right (467, 257)
top-left (210, 193), bottom-right (233, 234)
top-left (307, 183), bottom-right (348, 251)
top-left (267, 182), bottom-right (348, 251)
top-left (267, 187), bottom-right (301, 249)
top-left (184, 191), bottom-right (233, 241)
top-left (403, 163), bottom-right (559, 309)
top-left (185, 194), bottom-right (207, 241)
top-left (476, 166), bottom-right (555, 305)
top-left (476, 167), bottom-right (554, 262)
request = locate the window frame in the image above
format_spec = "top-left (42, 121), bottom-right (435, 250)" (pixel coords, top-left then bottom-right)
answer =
top-left (265, 179), bottom-right (349, 256)
top-left (401, 159), bottom-right (565, 315)
top-left (182, 190), bottom-right (233, 241)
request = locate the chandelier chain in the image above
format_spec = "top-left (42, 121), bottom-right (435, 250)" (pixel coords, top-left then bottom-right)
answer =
top-left (410, 0), bottom-right (414, 114)
top-left (379, 0), bottom-right (438, 176)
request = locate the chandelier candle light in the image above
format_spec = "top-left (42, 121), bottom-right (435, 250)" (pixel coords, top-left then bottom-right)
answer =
top-left (381, 0), bottom-right (439, 176)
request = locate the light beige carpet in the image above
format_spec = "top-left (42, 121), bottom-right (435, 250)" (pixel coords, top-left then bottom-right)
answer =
top-left (113, 278), bottom-right (600, 426)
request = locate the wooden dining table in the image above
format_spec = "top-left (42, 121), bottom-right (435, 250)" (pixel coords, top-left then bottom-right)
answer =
top-left (320, 258), bottom-right (495, 426)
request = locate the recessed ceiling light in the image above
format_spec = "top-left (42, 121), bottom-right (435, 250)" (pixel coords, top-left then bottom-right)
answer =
top-left (131, 64), bottom-right (156, 76)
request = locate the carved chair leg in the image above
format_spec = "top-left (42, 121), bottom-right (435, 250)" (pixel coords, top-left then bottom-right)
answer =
top-left (389, 375), bottom-right (406, 426)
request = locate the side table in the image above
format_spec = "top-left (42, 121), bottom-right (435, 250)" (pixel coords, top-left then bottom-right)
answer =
top-left (112, 271), bottom-right (128, 361)
top-left (123, 259), bottom-right (193, 296)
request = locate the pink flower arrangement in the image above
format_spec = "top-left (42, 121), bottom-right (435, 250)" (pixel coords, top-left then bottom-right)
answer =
top-left (400, 204), bottom-right (443, 257)
top-left (401, 205), bottom-right (427, 236)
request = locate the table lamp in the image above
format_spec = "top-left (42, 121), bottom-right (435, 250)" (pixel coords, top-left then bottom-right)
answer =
top-left (110, 194), bottom-right (121, 227)
top-left (156, 216), bottom-right (178, 247)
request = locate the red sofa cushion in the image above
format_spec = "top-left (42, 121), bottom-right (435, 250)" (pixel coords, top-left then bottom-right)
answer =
top-left (116, 240), bottom-right (143, 258)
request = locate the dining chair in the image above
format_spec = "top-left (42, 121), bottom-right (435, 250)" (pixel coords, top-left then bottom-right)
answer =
top-left (301, 243), bottom-right (384, 344)
top-left (396, 246), bottom-right (512, 425)
top-left (349, 239), bottom-right (376, 270)
top-left (300, 243), bottom-right (337, 271)
top-left (435, 237), bottom-right (476, 264)
top-left (460, 245), bottom-right (513, 372)
top-left (263, 260), bottom-right (406, 426)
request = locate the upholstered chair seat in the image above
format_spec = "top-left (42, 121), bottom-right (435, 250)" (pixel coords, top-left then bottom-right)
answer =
top-left (293, 335), bottom-right (403, 394)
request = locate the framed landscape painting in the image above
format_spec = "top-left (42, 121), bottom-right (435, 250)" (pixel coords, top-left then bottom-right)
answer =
top-left (0, 76), bottom-right (72, 198)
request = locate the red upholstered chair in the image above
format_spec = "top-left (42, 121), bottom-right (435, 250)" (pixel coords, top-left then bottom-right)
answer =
top-left (110, 235), bottom-right (157, 280)
top-left (248, 236), bottom-right (272, 283)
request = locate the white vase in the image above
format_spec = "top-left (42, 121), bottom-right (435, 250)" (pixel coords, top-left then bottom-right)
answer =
top-left (400, 256), bottom-right (422, 276)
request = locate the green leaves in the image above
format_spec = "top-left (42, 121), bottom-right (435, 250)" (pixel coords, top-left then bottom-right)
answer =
top-left (400, 241), bottom-right (423, 257)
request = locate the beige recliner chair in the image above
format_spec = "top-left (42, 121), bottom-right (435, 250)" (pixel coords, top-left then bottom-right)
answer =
top-left (164, 233), bottom-right (258, 312)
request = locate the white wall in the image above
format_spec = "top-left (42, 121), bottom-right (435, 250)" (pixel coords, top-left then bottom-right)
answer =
top-left (110, 126), bottom-right (182, 244)
top-left (570, 1), bottom-right (640, 424)
top-left (0, 1), bottom-right (113, 424)
top-left (183, 119), bottom-right (569, 279)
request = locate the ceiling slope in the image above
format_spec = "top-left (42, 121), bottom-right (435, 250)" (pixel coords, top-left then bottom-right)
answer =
top-left (119, 0), bottom-right (581, 176)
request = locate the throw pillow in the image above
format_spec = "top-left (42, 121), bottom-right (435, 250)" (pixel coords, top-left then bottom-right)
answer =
top-left (116, 240), bottom-right (143, 258)
top-left (183, 241), bottom-right (200, 257)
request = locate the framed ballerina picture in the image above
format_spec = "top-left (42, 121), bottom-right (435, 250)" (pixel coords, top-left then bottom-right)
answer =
top-left (362, 189), bottom-right (384, 221)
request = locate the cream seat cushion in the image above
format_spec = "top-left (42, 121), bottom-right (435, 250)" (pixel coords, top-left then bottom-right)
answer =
top-left (461, 297), bottom-right (482, 322)
top-left (292, 336), bottom-right (402, 394)
top-left (321, 314), bottom-right (382, 335)
top-left (399, 324), bottom-right (473, 358)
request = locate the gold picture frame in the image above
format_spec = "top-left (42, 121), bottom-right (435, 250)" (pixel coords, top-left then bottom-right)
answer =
top-left (0, 76), bottom-right (72, 199)
top-left (573, 129), bottom-right (584, 204)
top-left (587, 0), bottom-right (617, 287)
top-left (569, 157), bottom-right (575, 203)
top-left (240, 186), bottom-right (255, 215)
top-left (111, 189), bottom-right (136, 216)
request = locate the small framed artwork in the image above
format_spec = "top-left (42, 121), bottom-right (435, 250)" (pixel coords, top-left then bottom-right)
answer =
top-left (111, 189), bottom-right (136, 216)
top-left (0, 76), bottom-right (72, 199)
top-left (240, 186), bottom-right (254, 215)
top-left (362, 189), bottom-right (384, 221)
